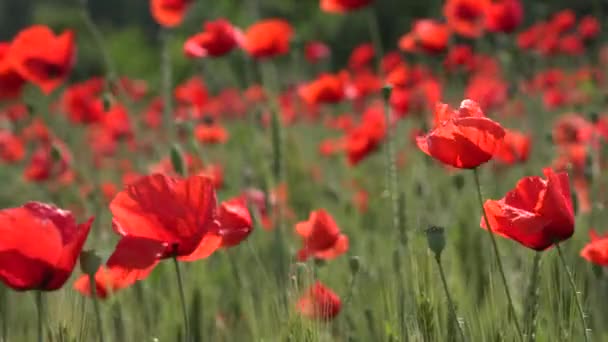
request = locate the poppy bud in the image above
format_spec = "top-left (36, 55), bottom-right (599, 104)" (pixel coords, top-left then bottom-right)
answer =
top-left (79, 250), bottom-right (102, 276)
top-left (426, 226), bottom-right (446, 257)
top-left (589, 111), bottom-right (599, 124)
top-left (349, 256), bottom-right (361, 274)
top-left (314, 258), bottom-right (326, 268)
top-left (170, 144), bottom-right (186, 176)
top-left (103, 92), bottom-right (114, 112)
top-left (382, 85), bottom-right (393, 102)
top-left (50, 143), bottom-right (62, 162)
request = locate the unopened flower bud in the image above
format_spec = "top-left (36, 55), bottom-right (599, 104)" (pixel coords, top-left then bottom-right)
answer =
top-left (426, 226), bottom-right (446, 257)
top-left (79, 250), bottom-right (102, 276)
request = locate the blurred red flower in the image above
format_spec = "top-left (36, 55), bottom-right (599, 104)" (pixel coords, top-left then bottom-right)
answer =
top-left (558, 34), bottom-right (584, 56)
top-left (242, 19), bottom-right (293, 59)
top-left (0, 130), bottom-right (25, 163)
top-left (61, 78), bottom-right (105, 124)
top-left (150, 0), bottom-right (193, 28)
top-left (581, 230), bottom-right (608, 266)
top-left (550, 9), bottom-right (576, 34)
top-left (184, 19), bottom-right (243, 58)
top-left (494, 129), bottom-right (531, 165)
top-left (443, 44), bottom-right (474, 73)
top-left (481, 168), bottom-right (574, 251)
top-left (320, 0), bottom-right (372, 13)
top-left (578, 16), bottom-right (600, 41)
top-left (416, 99), bottom-right (505, 169)
top-left (399, 19), bottom-right (450, 55)
top-left (175, 76), bottom-right (208, 118)
top-left (8, 25), bottom-right (75, 94)
top-left (348, 43), bottom-right (375, 70)
top-left (346, 106), bottom-right (386, 165)
top-left (194, 121), bottom-right (229, 144)
top-left (217, 197), bottom-right (253, 248)
top-left (304, 41), bottom-right (331, 64)
top-left (295, 209), bottom-right (348, 261)
top-left (24, 139), bottom-right (73, 183)
top-left (0, 42), bottom-right (25, 100)
top-left (299, 73), bottom-right (345, 105)
top-left (297, 282), bottom-right (341, 320)
top-left (444, 0), bottom-right (489, 38)
top-left (0, 202), bottom-right (92, 291)
top-left (486, 0), bottom-right (523, 33)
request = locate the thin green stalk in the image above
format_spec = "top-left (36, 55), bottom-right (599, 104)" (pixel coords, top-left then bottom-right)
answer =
top-left (382, 89), bottom-right (401, 240)
top-left (473, 168), bottom-right (524, 341)
top-left (173, 257), bottom-right (190, 342)
top-left (523, 253), bottom-right (542, 342)
top-left (0, 285), bottom-right (7, 341)
top-left (555, 243), bottom-right (590, 342)
top-left (35, 291), bottom-right (43, 342)
top-left (78, 0), bottom-right (116, 84)
top-left (88, 275), bottom-right (105, 342)
top-left (161, 29), bottom-right (174, 142)
top-left (366, 7), bottom-right (384, 73)
top-left (434, 254), bottom-right (466, 342)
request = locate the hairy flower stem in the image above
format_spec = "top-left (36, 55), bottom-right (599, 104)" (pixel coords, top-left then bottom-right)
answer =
top-left (523, 253), bottom-right (542, 342)
top-left (555, 243), bottom-right (590, 342)
top-left (173, 256), bottom-right (190, 342)
top-left (161, 29), bottom-right (174, 142)
top-left (434, 254), bottom-right (466, 341)
top-left (473, 168), bottom-right (524, 341)
top-left (382, 90), bottom-right (401, 242)
top-left (35, 291), bottom-right (43, 342)
top-left (88, 274), bottom-right (106, 342)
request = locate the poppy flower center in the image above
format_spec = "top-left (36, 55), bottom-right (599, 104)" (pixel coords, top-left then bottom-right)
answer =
top-left (455, 3), bottom-right (483, 20)
top-left (25, 58), bottom-right (64, 79)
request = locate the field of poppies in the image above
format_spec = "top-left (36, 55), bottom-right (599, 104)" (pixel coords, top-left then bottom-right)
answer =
top-left (2, 0), bottom-right (608, 341)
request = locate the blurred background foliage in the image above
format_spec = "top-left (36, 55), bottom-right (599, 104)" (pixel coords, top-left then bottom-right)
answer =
top-left (0, 1), bottom-right (602, 87)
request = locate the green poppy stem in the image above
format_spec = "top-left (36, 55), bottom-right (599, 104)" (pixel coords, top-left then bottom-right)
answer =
top-left (434, 254), bottom-right (466, 341)
top-left (473, 168), bottom-right (524, 342)
top-left (173, 256), bottom-right (190, 342)
top-left (35, 291), bottom-right (43, 342)
top-left (88, 275), bottom-right (105, 342)
top-left (555, 243), bottom-right (590, 342)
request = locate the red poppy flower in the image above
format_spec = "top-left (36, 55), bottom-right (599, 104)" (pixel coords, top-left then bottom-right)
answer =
top-left (242, 19), bottom-right (293, 59)
top-left (116, 77), bottom-right (148, 101)
top-left (320, 0), bottom-right (372, 13)
top-left (175, 76), bottom-right (208, 117)
top-left (348, 43), bottom-right (375, 70)
top-left (8, 25), bottom-right (76, 94)
top-left (319, 138), bottom-right (346, 157)
top-left (486, 0), bottom-right (523, 33)
top-left (416, 99), bottom-right (505, 169)
top-left (558, 34), bottom-right (584, 56)
top-left (0, 202), bottom-right (92, 291)
top-left (299, 73), bottom-right (345, 105)
top-left (0, 42), bottom-right (25, 100)
top-left (304, 41), bottom-right (331, 64)
top-left (464, 75), bottom-right (508, 111)
top-left (0, 130), bottom-right (25, 163)
top-left (444, 0), bottom-right (489, 38)
top-left (144, 98), bottom-right (164, 129)
top-left (550, 9), bottom-right (576, 34)
top-left (194, 122), bottom-right (229, 144)
top-left (552, 113), bottom-right (593, 146)
top-left (295, 209), bottom-right (348, 261)
top-left (184, 19), bottom-right (243, 58)
top-left (494, 129), bottom-right (531, 165)
top-left (60, 78), bottom-right (105, 124)
top-left (217, 197), bottom-right (253, 248)
top-left (580, 230), bottom-right (608, 266)
top-left (399, 19), bottom-right (450, 55)
top-left (110, 174), bottom-right (221, 258)
top-left (73, 236), bottom-right (164, 298)
top-left (150, 0), bottom-right (193, 28)
top-left (24, 140), bottom-right (73, 183)
top-left (345, 107), bottom-right (386, 165)
top-left (297, 282), bottom-right (341, 320)
top-left (381, 51), bottom-right (403, 74)
top-left (443, 44), bottom-right (474, 73)
top-left (578, 16), bottom-right (600, 41)
top-left (481, 168), bottom-right (574, 251)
